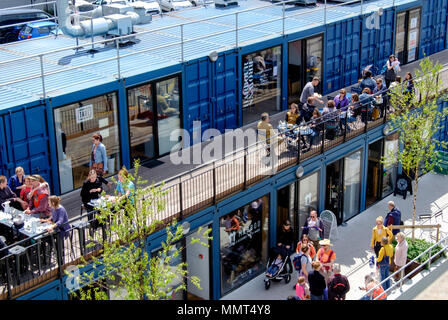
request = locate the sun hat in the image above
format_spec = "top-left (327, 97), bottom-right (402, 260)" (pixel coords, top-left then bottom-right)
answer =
top-left (319, 239), bottom-right (333, 246)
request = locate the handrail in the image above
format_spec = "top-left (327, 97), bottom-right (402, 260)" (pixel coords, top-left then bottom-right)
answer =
top-left (0, 0), bottom-right (386, 96)
top-left (365, 234), bottom-right (448, 300)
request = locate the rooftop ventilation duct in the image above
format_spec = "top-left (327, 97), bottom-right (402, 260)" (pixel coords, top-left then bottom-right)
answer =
top-left (57, 0), bottom-right (151, 38)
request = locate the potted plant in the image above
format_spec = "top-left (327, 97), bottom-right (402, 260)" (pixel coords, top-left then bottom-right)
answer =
top-left (391, 238), bottom-right (445, 279)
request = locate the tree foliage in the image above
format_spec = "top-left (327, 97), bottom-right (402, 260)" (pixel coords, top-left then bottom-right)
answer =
top-left (68, 160), bottom-right (212, 300)
top-left (382, 57), bottom-right (448, 238)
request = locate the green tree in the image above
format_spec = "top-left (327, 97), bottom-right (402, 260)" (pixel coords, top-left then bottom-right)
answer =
top-left (382, 57), bottom-right (448, 239)
top-left (70, 160), bottom-right (212, 300)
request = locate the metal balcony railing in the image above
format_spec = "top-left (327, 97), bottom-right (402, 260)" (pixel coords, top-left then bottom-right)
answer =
top-left (0, 0), bottom-right (400, 98)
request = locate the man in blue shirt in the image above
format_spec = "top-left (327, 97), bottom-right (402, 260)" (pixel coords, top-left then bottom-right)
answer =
top-left (360, 70), bottom-right (376, 93)
top-left (385, 200), bottom-right (402, 236)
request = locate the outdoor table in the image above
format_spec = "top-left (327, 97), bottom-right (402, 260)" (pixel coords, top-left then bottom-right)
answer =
top-left (0, 209), bottom-right (54, 271)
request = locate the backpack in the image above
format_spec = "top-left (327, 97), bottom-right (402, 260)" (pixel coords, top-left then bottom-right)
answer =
top-left (293, 254), bottom-right (307, 271)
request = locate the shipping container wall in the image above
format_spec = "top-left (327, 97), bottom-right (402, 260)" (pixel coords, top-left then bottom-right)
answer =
top-left (212, 52), bottom-right (238, 133)
top-left (420, 0), bottom-right (448, 58)
top-left (324, 16), bottom-right (362, 94)
top-left (183, 51), bottom-right (238, 145)
top-left (360, 7), bottom-right (395, 76)
top-left (0, 105), bottom-right (51, 186)
top-left (184, 57), bottom-right (213, 146)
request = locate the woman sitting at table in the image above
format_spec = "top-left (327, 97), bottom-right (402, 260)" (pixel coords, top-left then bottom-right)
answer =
top-left (81, 169), bottom-right (109, 230)
top-left (285, 103), bottom-right (300, 125)
top-left (322, 100), bottom-right (339, 141)
top-left (24, 175), bottom-right (51, 219)
top-left (8, 166), bottom-right (26, 198)
top-left (41, 196), bottom-right (70, 263)
top-left (12, 175), bottom-right (33, 210)
top-left (116, 167), bottom-right (135, 205)
top-left (359, 88), bottom-right (374, 122)
top-left (334, 89), bottom-right (350, 110)
top-left (309, 109), bottom-right (323, 147)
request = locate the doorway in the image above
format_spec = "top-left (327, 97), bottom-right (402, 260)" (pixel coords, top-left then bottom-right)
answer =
top-left (288, 34), bottom-right (323, 103)
top-left (395, 8), bottom-right (421, 65)
top-left (325, 149), bottom-right (362, 224)
top-left (366, 140), bottom-right (384, 208)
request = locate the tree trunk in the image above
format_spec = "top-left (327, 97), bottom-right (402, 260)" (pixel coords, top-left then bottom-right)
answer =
top-left (412, 176), bottom-right (419, 240)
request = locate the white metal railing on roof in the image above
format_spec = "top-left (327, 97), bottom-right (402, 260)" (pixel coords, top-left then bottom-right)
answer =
top-left (0, 0), bottom-right (396, 99)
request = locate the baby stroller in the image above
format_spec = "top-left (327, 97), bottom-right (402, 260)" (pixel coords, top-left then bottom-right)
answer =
top-left (264, 246), bottom-right (292, 290)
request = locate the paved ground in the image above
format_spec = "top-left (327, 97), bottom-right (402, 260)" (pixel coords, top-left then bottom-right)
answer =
top-left (413, 265), bottom-right (448, 300)
top-left (221, 173), bottom-right (448, 300)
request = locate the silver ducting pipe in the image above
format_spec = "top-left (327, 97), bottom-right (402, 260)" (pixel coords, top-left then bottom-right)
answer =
top-left (57, 0), bottom-right (143, 38)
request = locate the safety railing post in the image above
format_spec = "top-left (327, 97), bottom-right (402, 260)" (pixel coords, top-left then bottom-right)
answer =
top-left (235, 12), bottom-right (239, 47)
top-left (361, 0), bottom-right (363, 15)
top-left (324, 0), bottom-right (327, 25)
top-left (116, 39), bottom-right (121, 79)
top-left (212, 162), bottom-right (217, 204)
top-left (90, 18), bottom-right (94, 51)
top-left (179, 180), bottom-right (183, 220)
top-left (39, 55), bottom-right (46, 99)
top-left (243, 149), bottom-right (247, 190)
top-left (282, 2), bottom-right (285, 36)
top-left (181, 24), bottom-right (184, 62)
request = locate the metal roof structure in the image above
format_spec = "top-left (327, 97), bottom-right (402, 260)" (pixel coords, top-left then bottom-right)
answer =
top-left (0, 0), bottom-right (415, 110)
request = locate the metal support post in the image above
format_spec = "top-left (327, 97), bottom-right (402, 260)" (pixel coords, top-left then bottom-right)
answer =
top-left (181, 24), bottom-right (184, 62)
top-left (90, 18), bottom-right (94, 52)
top-left (324, 0), bottom-right (327, 25)
top-left (212, 162), bottom-right (217, 204)
top-left (361, 0), bottom-right (363, 15)
top-left (243, 150), bottom-right (247, 190)
top-left (235, 12), bottom-right (239, 47)
top-left (282, 2), bottom-right (285, 36)
top-left (39, 55), bottom-right (46, 99)
top-left (116, 39), bottom-right (121, 79)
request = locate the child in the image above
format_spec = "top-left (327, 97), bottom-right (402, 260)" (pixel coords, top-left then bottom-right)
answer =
top-left (266, 253), bottom-right (283, 277)
top-left (392, 57), bottom-right (401, 73)
top-left (295, 276), bottom-right (310, 300)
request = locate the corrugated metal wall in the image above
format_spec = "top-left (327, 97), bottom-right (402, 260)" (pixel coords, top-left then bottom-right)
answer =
top-left (420, 0), bottom-right (448, 58)
top-left (360, 7), bottom-right (395, 75)
top-left (0, 105), bottom-right (51, 184)
top-left (324, 17), bottom-right (362, 94)
top-left (183, 51), bottom-right (238, 145)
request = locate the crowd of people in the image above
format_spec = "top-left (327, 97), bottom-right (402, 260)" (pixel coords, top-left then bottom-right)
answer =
top-left (258, 55), bottom-right (413, 153)
top-left (0, 133), bottom-right (136, 260)
top-left (278, 200), bottom-right (407, 301)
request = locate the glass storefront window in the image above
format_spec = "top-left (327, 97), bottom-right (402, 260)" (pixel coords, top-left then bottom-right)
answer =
top-left (128, 83), bottom-right (155, 162)
top-left (382, 132), bottom-right (400, 196)
top-left (54, 93), bottom-right (121, 193)
top-left (242, 46), bottom-right (282, 125)
top-left (220, 195), bottom-right (269, 296)
top-left (343, 150), bottom-right (362, 221)
top-left (298, 171), bottom-right (319, 234)
top-left (127, 76), bottom-right (181, 164)
top-left (157, 77), bottom-right (181, 156)
top-left (305, 35), bottom-right (323, 88)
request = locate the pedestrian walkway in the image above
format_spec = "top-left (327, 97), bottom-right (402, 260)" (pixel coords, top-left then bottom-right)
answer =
top-left (221, 173), bottom-right (448, 300)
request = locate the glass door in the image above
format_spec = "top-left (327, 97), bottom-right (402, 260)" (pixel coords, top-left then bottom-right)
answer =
top-left (288, 40), bottom-right (302, 103)
top-left (395, 12), bottom-right (407, 64)
top-left (366, 140), bottom-right (384, 208)
top-left (325, 160), bottom-right (343, 224)
top-left (343, 150), bottom-right (362, 222)
top-left (407, 8), bottom-right (421, 63)
top-left (305, 35), bottom-right (323, 93)
top-left (298, 171), bottom-right (319, 237)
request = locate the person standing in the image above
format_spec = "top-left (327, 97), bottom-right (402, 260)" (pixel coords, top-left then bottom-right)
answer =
top-left (373, 78), bottom-right (388, 117)
top-left (385, 200), bottom-right (402, 238)
top-left (296, 233), bottom-right (316, 260)
top-left (393, 232), bottom-right (408, 281)
top-left (317, 239), bottom-right (336, 284)
top-left (327, 263), bottom-right (350, 300)
top-left (371, 216), bottom-right (393, 257)
top-left (322, 100), bottom-right (339, 140)
top-left (295, 244), bottom-right (313, 282)
top-left (295, 276), bottom-right (310, 300)
top-left (299, 77), bottom-right (324, 106)
top-left (277, 220), bottom-right (294, 272)
top-left (385, 54), bottom-right (398, 88)
top-left (257, 112), bottom-right (275, 157)
top-left (90, 133), bottom-right (108, 176)
top-left (308, 261), bottom-right (327, 300)
top-left (302, 210), bottom-right (324, 251)
top-left (8, 166), bottom-right (26, 198)
top-left (377, 237), bottom-right (394, 292)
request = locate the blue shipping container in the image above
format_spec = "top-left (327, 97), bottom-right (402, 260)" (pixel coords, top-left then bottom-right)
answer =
top-left (420, 0), bottom-right (448, 58)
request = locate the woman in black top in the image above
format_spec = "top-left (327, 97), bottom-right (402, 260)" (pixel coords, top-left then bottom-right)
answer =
top-left (80, 170), bottom-right (109, 229)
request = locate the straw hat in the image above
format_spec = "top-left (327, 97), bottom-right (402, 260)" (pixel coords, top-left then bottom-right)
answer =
top-left (319, 239), bottom-right (333, 246)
